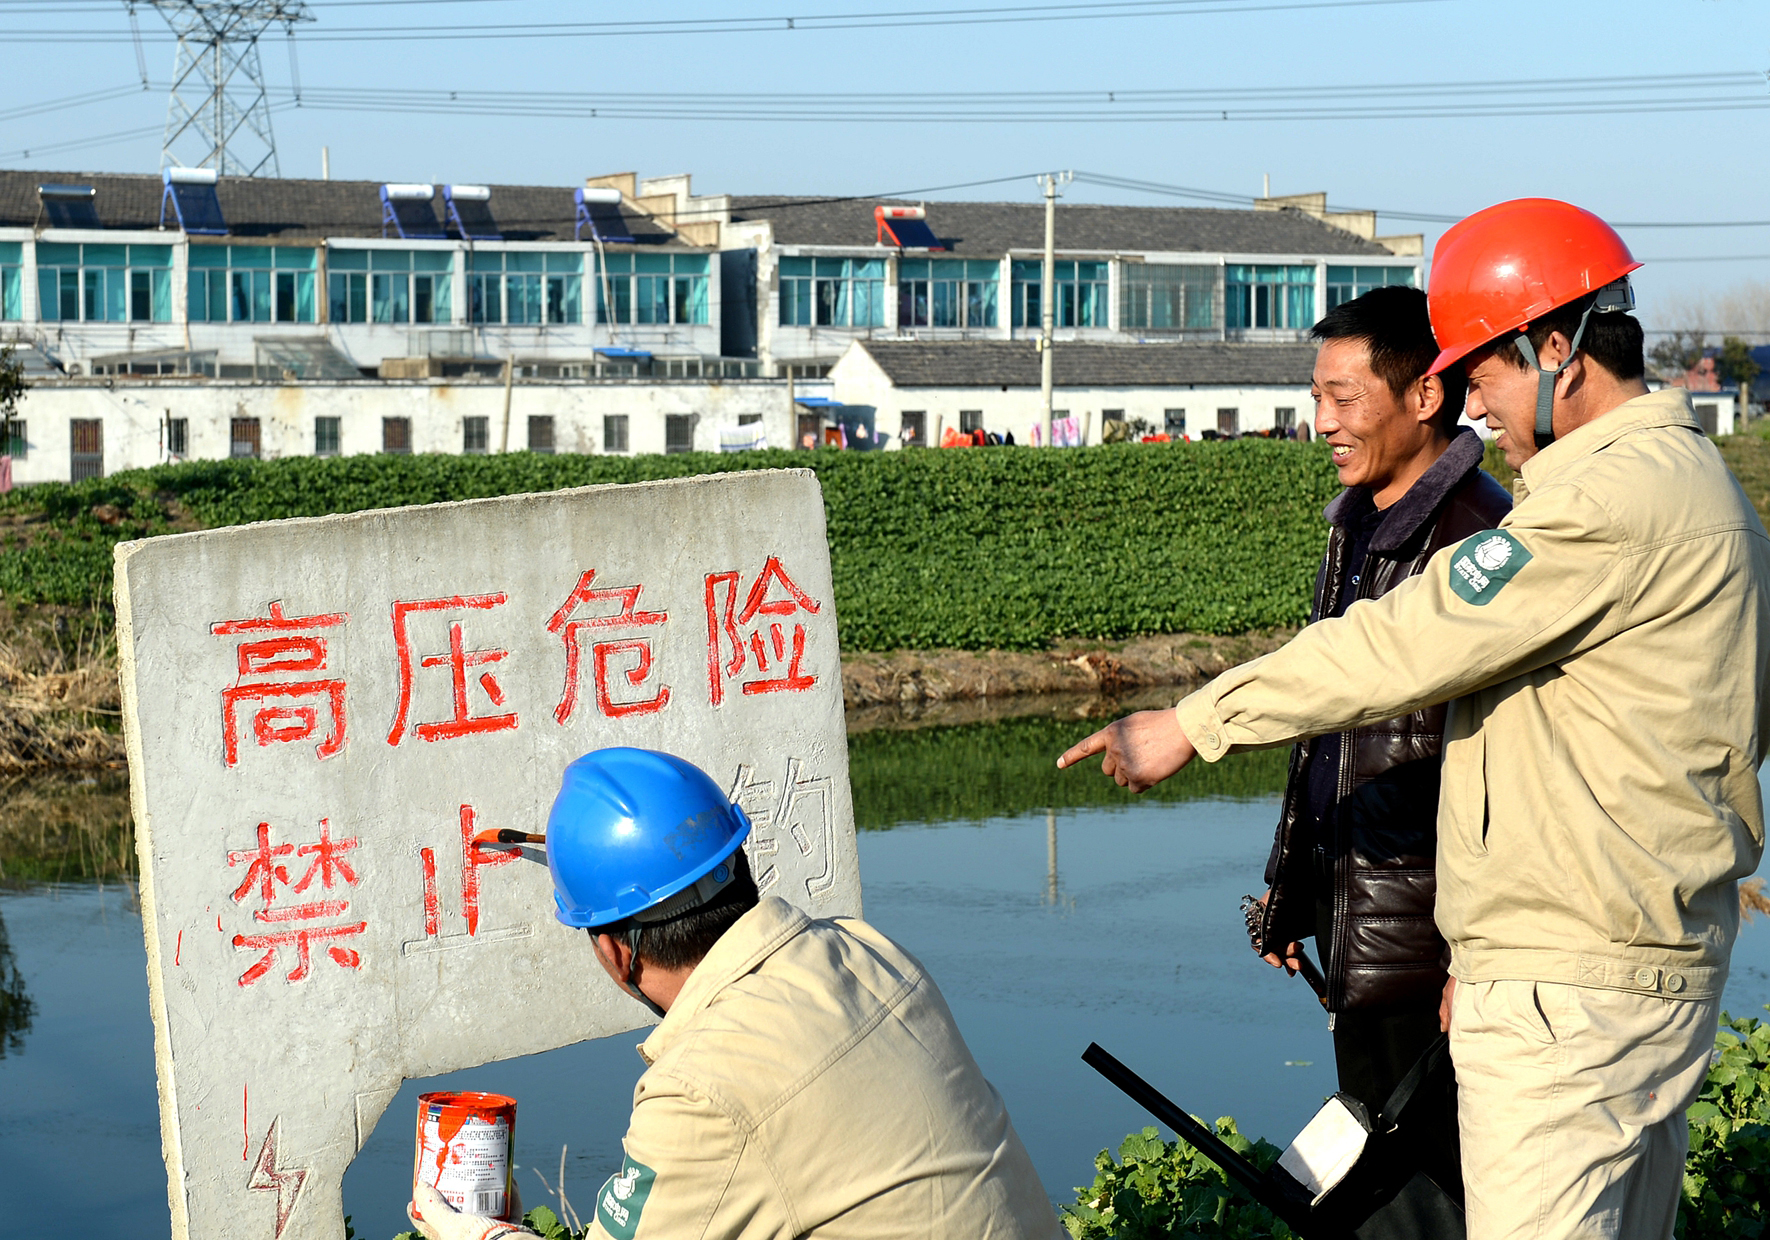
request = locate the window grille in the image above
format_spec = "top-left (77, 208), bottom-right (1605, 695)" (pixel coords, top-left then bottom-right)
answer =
top-left (603, 414), bottom-right (630, 453)
top-left (665, 414), bottom-right (694, 454)
top-left (166, 417), bottom-right (189, 458)
top-left (528, 415), bottom-right (555, 454)
top-left (70, 419), bottom-right (103, 480)
top-left (462, 416), bottom-right (489, 455)
top-left (382, 417), bottom-right (411, 455)
top-left (230, 417), bottom-right (261, 459)
top-left (1123, 266), bottom-right (1218, 331)
top-left (314, 417), bottom-right (340, 457)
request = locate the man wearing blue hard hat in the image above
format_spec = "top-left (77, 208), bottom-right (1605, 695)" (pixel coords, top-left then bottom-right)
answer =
top-left (410, 747), bottom-right (1061, 1240)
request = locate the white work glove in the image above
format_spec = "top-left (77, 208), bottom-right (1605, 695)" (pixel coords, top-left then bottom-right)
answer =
top-left (408, 1182), bottom-right (539, 1240)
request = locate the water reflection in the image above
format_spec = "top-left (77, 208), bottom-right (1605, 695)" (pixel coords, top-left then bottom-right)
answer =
top-left (0, 903), bottom-right (33, 1056)
top-left (847, 711), bottom-right (1290, 829)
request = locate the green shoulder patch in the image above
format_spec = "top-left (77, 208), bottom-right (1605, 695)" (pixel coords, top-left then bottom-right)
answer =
top-left (595, 1155), bottom-right (656, 1240)
top-left (1448, 530), bottom-right (1533, 606)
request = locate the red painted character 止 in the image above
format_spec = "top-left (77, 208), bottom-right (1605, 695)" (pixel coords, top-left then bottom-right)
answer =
top-left (212, 601), bottom-right (349, 768)
top-left (703, 557), bottom-right (823, 706)
top-left (546, 569), bottom-right (670, 724)
top-left (226, 817), bottom-right (366, 986)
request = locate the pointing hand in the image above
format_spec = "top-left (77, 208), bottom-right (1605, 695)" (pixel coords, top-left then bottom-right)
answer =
top-left (1055, 708), bottom-right (1197, 793)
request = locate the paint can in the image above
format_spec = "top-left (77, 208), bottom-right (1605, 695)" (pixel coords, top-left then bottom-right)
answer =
top-left (414, 1091), bottom-right (517, 1221)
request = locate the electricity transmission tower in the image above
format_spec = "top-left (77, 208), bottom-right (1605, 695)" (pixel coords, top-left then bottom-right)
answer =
top-left (147, 1), bottom-right (313, 177)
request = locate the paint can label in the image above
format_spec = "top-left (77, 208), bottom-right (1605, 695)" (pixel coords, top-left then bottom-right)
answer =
top-left (415, 1092), bottom-right (516, 1220)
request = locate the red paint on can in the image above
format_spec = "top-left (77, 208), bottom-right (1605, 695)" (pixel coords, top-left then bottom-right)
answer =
top-left (175, 930), bottom-right (183, 966)
top-left (414, 1091), bottom-right (516, 1221)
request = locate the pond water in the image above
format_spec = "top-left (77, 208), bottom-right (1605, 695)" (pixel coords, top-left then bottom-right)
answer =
top-left (3, 716), bottom-right (1769, 1239)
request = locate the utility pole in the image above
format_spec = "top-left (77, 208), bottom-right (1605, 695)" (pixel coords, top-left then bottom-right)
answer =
top-left (1037, 171), bottom-right (1072, 447)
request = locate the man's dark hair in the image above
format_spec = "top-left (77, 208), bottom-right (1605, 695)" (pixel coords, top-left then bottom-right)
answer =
top-left (1487, 291), bottom-right (1646, 383)
top-left (596, 848), bottom-right (760, 970)
top-left (1311, 285), bottom-right (1466, 432)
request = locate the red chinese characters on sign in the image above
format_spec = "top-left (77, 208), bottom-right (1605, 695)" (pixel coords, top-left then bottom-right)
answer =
top-left (227, 818), bottom-right (366, 986)
top-left (212, 602), bottom-right (349, 767)
top-left (419, 804), bottom-right (521, 939)
top-left (546, 570), bottom-right (670, 724)
top-left (704, 557), bottom-right (823, 706)
top-left (387, 594), bottom-right (518, 745)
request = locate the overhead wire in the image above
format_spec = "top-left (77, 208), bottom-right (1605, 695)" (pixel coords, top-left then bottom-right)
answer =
top-left (7, 0), bottom-right (1458, 39)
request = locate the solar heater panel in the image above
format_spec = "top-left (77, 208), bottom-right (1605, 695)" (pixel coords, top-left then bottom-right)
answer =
top-left (38, 184), bottom-right (100, 229)
top-left (576, 188), bottom-right (635, 243)
top-left (162, 167), bottom-right (228, 235)
top-left (445, 184), bottom-right (501, 241)
top-left (882, 216), bottom-right (942, 249)
top-left (381, 184), bottom-right (446, 239)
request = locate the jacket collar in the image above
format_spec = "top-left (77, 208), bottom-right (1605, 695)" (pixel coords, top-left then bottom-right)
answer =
top-left (1518, 387), bottom-right (1699, 495)
top-left (1322, 427), bottom-right (1486, 555)
top-left (636, 895), bottom-right (811, 1066)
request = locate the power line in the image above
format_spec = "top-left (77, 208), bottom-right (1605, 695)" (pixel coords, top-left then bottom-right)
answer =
top-left (5, 0), bottom-right (1459, 39)
top-left (1073, 172), bottom-right (1770, 229)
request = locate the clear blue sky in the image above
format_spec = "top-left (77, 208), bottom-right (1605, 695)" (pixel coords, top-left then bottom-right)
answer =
top-left (6, 0), bottom-right (1767, 323)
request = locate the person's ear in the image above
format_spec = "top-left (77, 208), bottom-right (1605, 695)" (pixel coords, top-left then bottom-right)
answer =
top-left (1415, 374), bottom-right (1444, 427)
top-left (591, 931), bottom-right (630, 984)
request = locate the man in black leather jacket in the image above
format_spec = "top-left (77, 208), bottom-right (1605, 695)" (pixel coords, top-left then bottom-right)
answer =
top-left (1250, 286), bottom-right (1512, 1217)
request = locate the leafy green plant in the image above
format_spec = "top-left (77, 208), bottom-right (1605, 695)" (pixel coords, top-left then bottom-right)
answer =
top-left (1679, 1006), bottom-right (1770, 1238)
top-left (0, 442), bottom-right (1345, 649)
top-left (1064, 1123), bottom-right (1296, 1240)
top-left (1068, 1007), bottom-right (1770, 1239)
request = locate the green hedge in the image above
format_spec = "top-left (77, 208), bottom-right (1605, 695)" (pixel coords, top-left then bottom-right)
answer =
top-left (0, 442), bottom-right (1341, 650)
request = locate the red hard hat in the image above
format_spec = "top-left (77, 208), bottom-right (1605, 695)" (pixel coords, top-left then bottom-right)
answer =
top-left (1426, 198), bottom-right (1640, 375)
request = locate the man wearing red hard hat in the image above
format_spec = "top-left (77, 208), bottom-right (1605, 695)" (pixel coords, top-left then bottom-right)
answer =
top-left (1061, 199), bottom-right (1770, 1238)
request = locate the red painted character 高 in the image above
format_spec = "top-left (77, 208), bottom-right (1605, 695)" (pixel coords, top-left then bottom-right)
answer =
top-left (212, 601), bottom-right (349, 768)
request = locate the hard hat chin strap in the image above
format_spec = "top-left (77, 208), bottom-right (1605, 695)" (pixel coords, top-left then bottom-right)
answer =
top-left (623, 925), bottom-right (669, 1020)
top-left (1511, 300), bottom-right (1597, 450)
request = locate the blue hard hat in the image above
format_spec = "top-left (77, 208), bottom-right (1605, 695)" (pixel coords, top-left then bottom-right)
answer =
top-left (544, 748), bottom-right (751, 930)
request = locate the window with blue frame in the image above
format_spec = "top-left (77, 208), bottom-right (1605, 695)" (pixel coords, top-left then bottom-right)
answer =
top-left (38, 242), bottom-right (173, 323)
top-left (1010, 260), bottom-right (1109, 328)
top-left (898, 259), bottom-right (997, 328)
top-left (1122, 264), bottom-right (1218, 330)
top-left (331, 249), bottom-right (454, 324)
top-left (779, 257), bottom-right (885, 328)
top-left (597, 253), bottom-right (709, 326)
top-left (1225, 265), bottom-right (1317, 330)
top-left (0, 243), bottom-right (20, 320)
top-left (1325, 265), bottom-right (1418, 310)
top-left (188, 246), bottom-right (317, 323)
top-left (471, 251), bottom-right (582, 325)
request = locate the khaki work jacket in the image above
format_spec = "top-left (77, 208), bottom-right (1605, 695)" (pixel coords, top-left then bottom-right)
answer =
top-left (1178, 388), bottom-right (1770, 1000)
top-left (588, 897), bottom-right (1060, 1240)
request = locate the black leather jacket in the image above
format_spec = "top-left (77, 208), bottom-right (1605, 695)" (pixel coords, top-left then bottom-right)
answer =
top-left (1253, 430), bottom-right (1512, 1012)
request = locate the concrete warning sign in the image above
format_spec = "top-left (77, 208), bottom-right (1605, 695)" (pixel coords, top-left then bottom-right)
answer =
top-left (113, 469), bottom-right (860, 1240)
